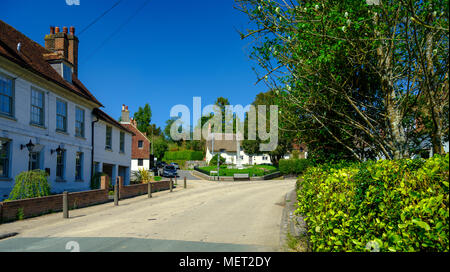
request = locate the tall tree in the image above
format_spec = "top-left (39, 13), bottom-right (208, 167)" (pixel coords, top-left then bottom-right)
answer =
top-left (242, 90), bottom-right (294, 165)
top-left (134, 104), bottom-right (152, 134)
top-left (236, 0), bottom-right (449, 160)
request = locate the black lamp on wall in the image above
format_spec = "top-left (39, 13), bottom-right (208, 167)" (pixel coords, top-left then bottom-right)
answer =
top-left (51, 145), bottom-right (64, 155)
top-left (20, 140), bottom-right (35, 152)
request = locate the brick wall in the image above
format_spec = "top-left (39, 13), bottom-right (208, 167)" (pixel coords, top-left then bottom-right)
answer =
top-left (119, 180), bottom-right (171, 200)
top-left (0, 176), bottom-right (111, 223)
top-left (0, 179), bottom-right (170, 223)
top-left (0, 189), bottom-right (109, 223)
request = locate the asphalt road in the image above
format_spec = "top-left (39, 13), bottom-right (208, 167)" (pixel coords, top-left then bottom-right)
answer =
top-left (0, 178), bottom-right (296, 252)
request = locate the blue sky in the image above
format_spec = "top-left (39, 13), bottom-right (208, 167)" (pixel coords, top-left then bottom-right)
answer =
top-left (1, 0), bottom-right (267, 129)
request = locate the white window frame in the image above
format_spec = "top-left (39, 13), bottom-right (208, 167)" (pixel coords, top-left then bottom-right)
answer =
top-left (120, 131), bottom-right (125, 153)
top-left (0, 138), bottom-right (11, 178)
top-left (56, 99), bottom-right (68, 132)
top-left (56, 150), bottom-right (65, 179)
top-left (75, 107), bottom-right (85, 137)
top-left (106, 126), bottom-right (112, 150)
top-left (30, 87), bottom-right (45, 126)
top-left (0, 72), bottom-right (14, 117)
top-left (75, 152), bottom-right (83, 181)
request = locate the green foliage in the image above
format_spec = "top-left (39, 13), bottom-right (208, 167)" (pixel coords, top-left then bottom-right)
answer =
top-left (237, 0), bottom-right (449, 160)
top-left (242, 90), bottom-right (294, 165)
top-left (16, 208), bottom-right (24, 220)
top-left (132, 168), bottom-right (152, 184)
top-left (154, 176), bottom-right (162, 182)
top-left (164, 118), bottom-right (177, 142)
top-left (279, 159), bottom-right (314, 175)
top-left (134, 104), bottom-right (152, 133)
top-left (164, 150), bottom-right (204, 161)
top-left (7, 170), bottom-right (51, 201)
top-left (153, 137), bottom-right (169, 160)
top-left (90, 172), bottom-right (106, 190)
top-left (208, 154), bottom-right (226, 166)
top-left (200, 164), bottom-right (278, 177)
top-left (296, 154), bottom-right (449, 252)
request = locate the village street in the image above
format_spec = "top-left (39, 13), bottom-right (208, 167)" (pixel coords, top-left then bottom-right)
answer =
top-left (0, 176), bottom-right (297, 252)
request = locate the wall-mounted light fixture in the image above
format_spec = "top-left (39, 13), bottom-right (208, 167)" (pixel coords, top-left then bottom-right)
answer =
top-left (51, 145), bottom-right (64, 155)
top-left (20, 140), bottom-right (35, 152)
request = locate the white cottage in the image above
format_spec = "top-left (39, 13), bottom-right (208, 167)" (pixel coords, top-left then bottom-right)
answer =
top-left (205, 133), bottom-right (273, 166)
top-left (0, 21), bottom-right (132, 200)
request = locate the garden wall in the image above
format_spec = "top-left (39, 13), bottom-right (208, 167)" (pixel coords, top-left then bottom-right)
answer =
top-left (119, 180), bottom-right (171, 199)
top-left (0, 189), bottom-right (109, 223)
top-left (0, 178), bottom-right (171, 223)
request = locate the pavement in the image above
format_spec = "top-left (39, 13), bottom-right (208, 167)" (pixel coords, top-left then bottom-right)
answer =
top-left (0, 176), bottom-right (296, 252)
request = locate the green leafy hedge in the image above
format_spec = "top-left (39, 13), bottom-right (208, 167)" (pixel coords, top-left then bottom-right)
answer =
top-left (7, 170), bottom-right (51, 201)
top-left (163, 150), bottom-right (204, 161)
top-left (199, 165), bottom-right (278, 177)
top-left (296, 154), bottom-right (449, 252)
top-left (279, 159), bottom-right (314, 175)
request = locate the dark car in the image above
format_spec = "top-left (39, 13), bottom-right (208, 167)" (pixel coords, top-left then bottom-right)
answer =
top-left (162, 165), bottom-right (177, 177)
top-left (170, 162), bottom-right (180, 170)
top-left (156, 161), bottom-right (167, 168)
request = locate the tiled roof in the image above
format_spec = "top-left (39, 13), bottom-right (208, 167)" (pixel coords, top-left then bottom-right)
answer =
top-left (206, 133), bottom-right (243, 152)
top-left (93, 108), bottom-right (135, 135)
top-left (0, 20), bottom-right (102, 107)
top-left (121, 123), bottom-right (151, 159)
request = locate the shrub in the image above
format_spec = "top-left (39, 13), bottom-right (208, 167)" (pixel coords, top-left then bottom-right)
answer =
top-left (132, 168), bottom-right (152, 184)
top-left (198, 165), bottom-right (278, 177)
top-left (279, 159), bottom-right (313, 175)
top-left (296, 154), bottom-right (449, 252)
top-left (154, 176), bottom-right (162, 181)
top-left (163, 150), bottom-right (205, 161)
top-left (209, 154), bottom-right (226, 166)
top-left (7, 170), bottom-right (51, 201)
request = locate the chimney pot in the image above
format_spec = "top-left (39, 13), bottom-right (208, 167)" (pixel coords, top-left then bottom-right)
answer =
top-left (50, 26), bottom-right (55, 34)
top-left (55, 27), bottom-right (60, 33)
top-left (70, 26), bottom-right (75, 35)
top-left (121, 105), bottom-right (130, 123)
top-left (63, 26), bottom-right (68, 34)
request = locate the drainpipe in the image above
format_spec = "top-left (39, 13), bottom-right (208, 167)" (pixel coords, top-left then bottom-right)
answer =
top-left (91, 115), bottom-right (99, 183)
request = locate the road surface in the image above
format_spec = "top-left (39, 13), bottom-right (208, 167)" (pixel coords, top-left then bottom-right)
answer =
top-left (0, 176), bottom-right (296, 252)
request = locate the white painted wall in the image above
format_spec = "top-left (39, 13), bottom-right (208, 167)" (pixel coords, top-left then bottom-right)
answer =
top-left (205, 147), bottom-right (272, 165)
top-left (0, 67), bottom-right (94, 200)
top-left (131, 159), bottom-right (150, 172)
top-left (93, 120), bottom-right (132, 185)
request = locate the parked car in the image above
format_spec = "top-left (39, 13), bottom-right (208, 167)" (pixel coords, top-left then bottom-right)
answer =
top-left (162, 165), bottom-right (178, 178)
top-left (170, 162), bottom-right (180, 170)
top-left (156, 161), bottom-right (167, 168)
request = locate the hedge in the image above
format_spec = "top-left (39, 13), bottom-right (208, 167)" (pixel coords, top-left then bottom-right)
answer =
top-left (198, 165), bottom-right (278, 177)
top-left (279, 159), bottom-right (313, 175)
top-left (296, 154), bottom-right (449, 252)
top-left (163, 150), bottom-right (204, 161)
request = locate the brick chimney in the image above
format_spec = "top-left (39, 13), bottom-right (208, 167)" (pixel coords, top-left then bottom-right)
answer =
top-left (44, 25), bottom-right (79, 77)
top-left (121, 105), bottom-right (130, 124)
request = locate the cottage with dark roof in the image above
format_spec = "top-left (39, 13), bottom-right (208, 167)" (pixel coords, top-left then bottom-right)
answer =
top-left (0, 21), bottom-right (133, 200)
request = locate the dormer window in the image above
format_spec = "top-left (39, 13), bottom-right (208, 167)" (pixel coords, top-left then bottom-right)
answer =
top-left (49, 61), bottom-right (73, 83)
top-left (62, 62), bottom-right (72, 82)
